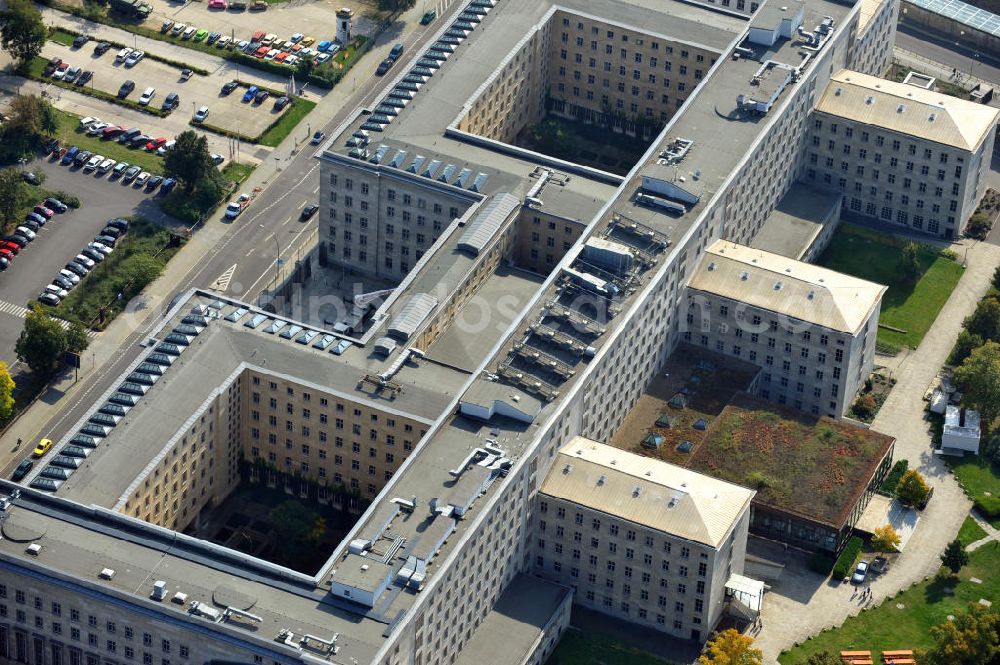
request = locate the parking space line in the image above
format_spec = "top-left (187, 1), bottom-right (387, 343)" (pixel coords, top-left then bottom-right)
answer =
top-left (245, 248), bottom-right (256, 256)
top-left (311, 186), bottom-right (319, 194)
top-left (281, 216), bottom-right (292, 226)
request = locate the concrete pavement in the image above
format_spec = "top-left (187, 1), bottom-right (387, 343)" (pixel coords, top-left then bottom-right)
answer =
top-left (966, 510), bottom-right (1000, 552)
top-left (754, 238), bottom-right (1000, 663)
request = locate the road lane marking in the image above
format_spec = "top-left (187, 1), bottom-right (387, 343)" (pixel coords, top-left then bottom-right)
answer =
top-left (210, 264), bottom-right (238, 292)
top-left (245, 248), bottom-right (256, 257)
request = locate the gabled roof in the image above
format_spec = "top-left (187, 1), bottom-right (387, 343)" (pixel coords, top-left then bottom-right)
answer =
top-left (540, 437), bottom-right (754, 548)
top-left (815, 70), bottom-right (1000, 151)
top-left (688, 240), bottom-right (886, 334)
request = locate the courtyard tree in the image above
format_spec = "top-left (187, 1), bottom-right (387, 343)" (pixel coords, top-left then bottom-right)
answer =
top-left (898, 241), bottom-right (922, 284)
top-left (871, 523), bottom-right (901, 554)
top-left (953, 340), bottom-right (1000, 426)
top-left (0, 0), bottom-right (47, 66)
top-left (698, 629), bottom-right (763, 665)
top-left (963, 297), bottom-right (1000, 343)
top-left (0, 94), bottom-right (57, 160)
top-left (0, 361), bottom-right (15, 422)
top-left (940, 538), bottom-right (970, 575)
top-left (15, 305), bottom-right (69, 378)
top-left (922, 603), bottom-right (1000, 665)
top-left (268, 500), bottom-right (327, 560)
top-left (895, 469), bottom-right (931, 508)
top-left (65, 321), bottom-right (89, 355)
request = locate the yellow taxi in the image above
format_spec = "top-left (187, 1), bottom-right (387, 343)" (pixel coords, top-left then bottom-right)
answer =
top-left (32, 438), bottom-right (53, 458)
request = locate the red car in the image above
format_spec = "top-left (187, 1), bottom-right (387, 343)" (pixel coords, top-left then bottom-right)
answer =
top-left (145, 137), bottom-right (167, 151)
top-left (33, 205), bottom-right (53, 219)
top-left (254, 46), bottom-right (268, 58)
top-left (252, 30), bottom-right (266, 42)
top-left (102, 125), bottom-right (124, 139)
top-left (275, 52), bottom-right (288, 63)
top-left (1, 242), bottom-right (20, 255)
top-left (0, 248), bottom-right (14, 261)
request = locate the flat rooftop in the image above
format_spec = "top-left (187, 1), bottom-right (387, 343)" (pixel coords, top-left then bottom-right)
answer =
top-left (28, 290), bottom-right (469, 508)
top-left (749, 183), bottom-right (842, 260)
top-left (690, 393), bottom-right (895, 528)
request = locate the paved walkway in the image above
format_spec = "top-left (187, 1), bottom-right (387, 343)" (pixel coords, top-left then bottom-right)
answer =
top-left (966, 510), bottom-right (1000, 552)
top-left (754, 239), bottom-right (1000, 663)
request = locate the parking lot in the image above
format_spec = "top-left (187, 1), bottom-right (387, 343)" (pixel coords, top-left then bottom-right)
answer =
top-left (0, 159), bottom-right (182, 363)
top-left (40, 39), bottom-right (288, 138)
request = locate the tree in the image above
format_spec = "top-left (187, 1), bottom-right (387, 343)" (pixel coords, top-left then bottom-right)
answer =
top-left (923, 603), bottom-right (1000, 665)
top-left (899, 242), bottom-right (922, 284)
top-left (267, 500), bottom-right (326, 560)
top-left (950, 330), bottom-right (985, 367)
top-left (953, 341), bottom-right (1000, 426)
top-left (376, 0), bottom-right (416, 12)
top-left (0, 0), bottom-right (47, 65)
top-left (940, 538), bottom-right (970, 575)
top-left (0, 168), bottom-right (24, 226)
top-left (0, 94), bottom-right (57, 159)
top-left (896, 469), bottom-right (931, 508)
top-left (871, 523), bottom-right (901, 553)
top-left (0, 361), bottom-right (15, 422)
top-left (963, 297), bottom-right (1000, 343)
top-left (992, 264), bottom-right (1000, 291)
top-left (15, 305), bottom-right (68, 378)
top-left (800, 653), bottom-right (842, 665)
top-left (698, 629), bottom-right (763, 665)
top-left (65, 322), bottom-right (89, 355)
top-left (163, 130), bottom-right (213, 191)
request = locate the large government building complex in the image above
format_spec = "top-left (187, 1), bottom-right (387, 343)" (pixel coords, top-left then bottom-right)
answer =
top-left (0, 0), bottom-right (997, 662)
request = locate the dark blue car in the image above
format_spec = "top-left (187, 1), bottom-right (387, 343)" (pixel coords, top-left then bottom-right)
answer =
top-left (242, 86), bottom-right (258, 103)
top-left (160, 177), bottom-right (177, 195)
top-left (61, 146), bottom-right (80, 165)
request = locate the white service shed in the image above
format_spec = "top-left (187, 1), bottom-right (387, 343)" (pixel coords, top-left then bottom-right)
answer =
top-left (942, 405), bottom-right (981, 454)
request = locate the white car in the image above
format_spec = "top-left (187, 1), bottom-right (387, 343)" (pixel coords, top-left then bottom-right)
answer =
top-left (79, 116), bottom-right (98, 128)
top-left (138, 87), bottom-right (156, 105)
top-left (52, 66), bottom-right (68, 81)
top-left (125, 50), bottom-right (144, 67)
top-left (44, 284), bottom-right (68, 299)
top-left (157, 140), bottom-right (176, 156)
top-left (59, 269), bottom-right (81, 285)
top-left (16, 226), bottom-right (36, 240)
top-left (225, 201), bottom-right (244, 219)
top-left (98, 158), bottom-right (116, 173)
top-left (314, 52), bottom-right (331, 64)
top-left (193, 106), bottom-right (209, 122)
top-left (74, 254), bottom-right (95, 269)
top-left (264, 49), bottom-right (279, 60)
top-left (135, 172), bottom-right (150, 187)
top-left (87, 121), bottom-right (111, 136)
top-left (182, 26), bottom-right (196, 39)
top-left (89, 242), bottom-right (113, 256)
top-left (216, 35), bottom-right (231, 48)
top-left (115, 47), bottom-right (132, 62)
top-left (84, 154), bottom-right (103, 171)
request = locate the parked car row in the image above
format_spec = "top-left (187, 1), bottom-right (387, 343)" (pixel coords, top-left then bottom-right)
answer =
top-left (39, 218), bottom-right (130, 306)
top-left (0, 197), bottom-right (68, 273)
top-left (42, 57), bottom-right (93, 87)
top-left (46, 138), bottom-right (176, 196)
top-left (157, 22), bottom-right (343, 68)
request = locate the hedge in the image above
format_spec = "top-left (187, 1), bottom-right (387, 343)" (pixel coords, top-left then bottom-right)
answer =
top-left (831, 536), bottom-right (864, 581)
top-left (974, 495), bottom-right (1000, 520)
top-left (879, 459), bottom-right (909, 495)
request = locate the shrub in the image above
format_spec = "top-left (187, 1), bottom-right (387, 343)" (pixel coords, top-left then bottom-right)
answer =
top-left (880, 459), bottom-right (909, 494)
top-left (949, 330), bottom-right (985, 366)
top-left (897, 469), bottom-right (931, 508)
top-left (974, 494), bottom-right (1000, 520)
top-left (831, 536), bottom-right (864, 580)
top-left (852, 393), bottom-right (879, 420)
top-left (965, 212), bottom-right (992, 240)
top-left (51, 190), bottom-right (80, 208)
top-left (993, 264), bottom-right (1000, 291)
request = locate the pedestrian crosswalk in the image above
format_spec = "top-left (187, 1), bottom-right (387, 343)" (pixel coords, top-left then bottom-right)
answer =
top-left (0, 299), bottom-right (96, 335)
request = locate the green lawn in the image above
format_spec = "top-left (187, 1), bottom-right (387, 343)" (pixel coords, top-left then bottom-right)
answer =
top-left (946, 455), bottom-right (1000, 528)
top-left (818, 224), bottom-right (964, 349)
top-left (778, 541), bottom-right (1000, 664)
top-left (257, 98), bottom-right (316, 147)
top-left (545, 629), bottom-right (677, 665)
top-left (221, 161), bottom-right (255, 184)
top-left (51, 109), bottom-right (164, 175)
top-left (957, 515), bottom-right (988, 547)
top-left (2, 178), bottom-right (80, 234)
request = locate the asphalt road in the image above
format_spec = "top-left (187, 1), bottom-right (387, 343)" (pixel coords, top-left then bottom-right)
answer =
top-left (0, 159), bottom-right (178, 364)
top-left (896, 25), bottom-right (1000, 85)
top-left (2, 1), bottom-right (464, 475)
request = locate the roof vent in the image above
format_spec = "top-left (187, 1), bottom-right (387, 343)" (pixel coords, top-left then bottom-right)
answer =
top-left (597, 474), bottom-right (607, 486)
top-left (563, 463), bottom-right (573, 474)
top-left (807, 290), bottom-right (816, 300)
top-left (25, 543), bottom-right (41, 556)
top-left (707, 261), bottom-right (716, 271)
top-left (928, 113), bottom-right (936, 122)
top-left (896, 104), bottom-right (905, 113)
top-left (632, 486), bottom-right (642, 498)
top-left (865, 96), bottom-right (874, 105)
top-left (667, 497), bottom-right (677, 509)
top-left (739, 271), bottom-right (749, 281)
top-left (773, 281), bottom-right (784, 291)
top-left (834, 87), bottom-right (842, 96)
top-left (99, 568), bottom-right (116, 580)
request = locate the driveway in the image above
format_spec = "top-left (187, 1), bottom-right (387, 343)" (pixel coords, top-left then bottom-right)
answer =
top-left (40, 39), bottom-right (287, 138)
top-left (753, 238), bottom-right (1000, 663)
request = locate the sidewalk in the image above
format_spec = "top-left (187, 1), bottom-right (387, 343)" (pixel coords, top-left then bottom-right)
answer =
top-left (754, 239), bottom-right (1000, 663)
